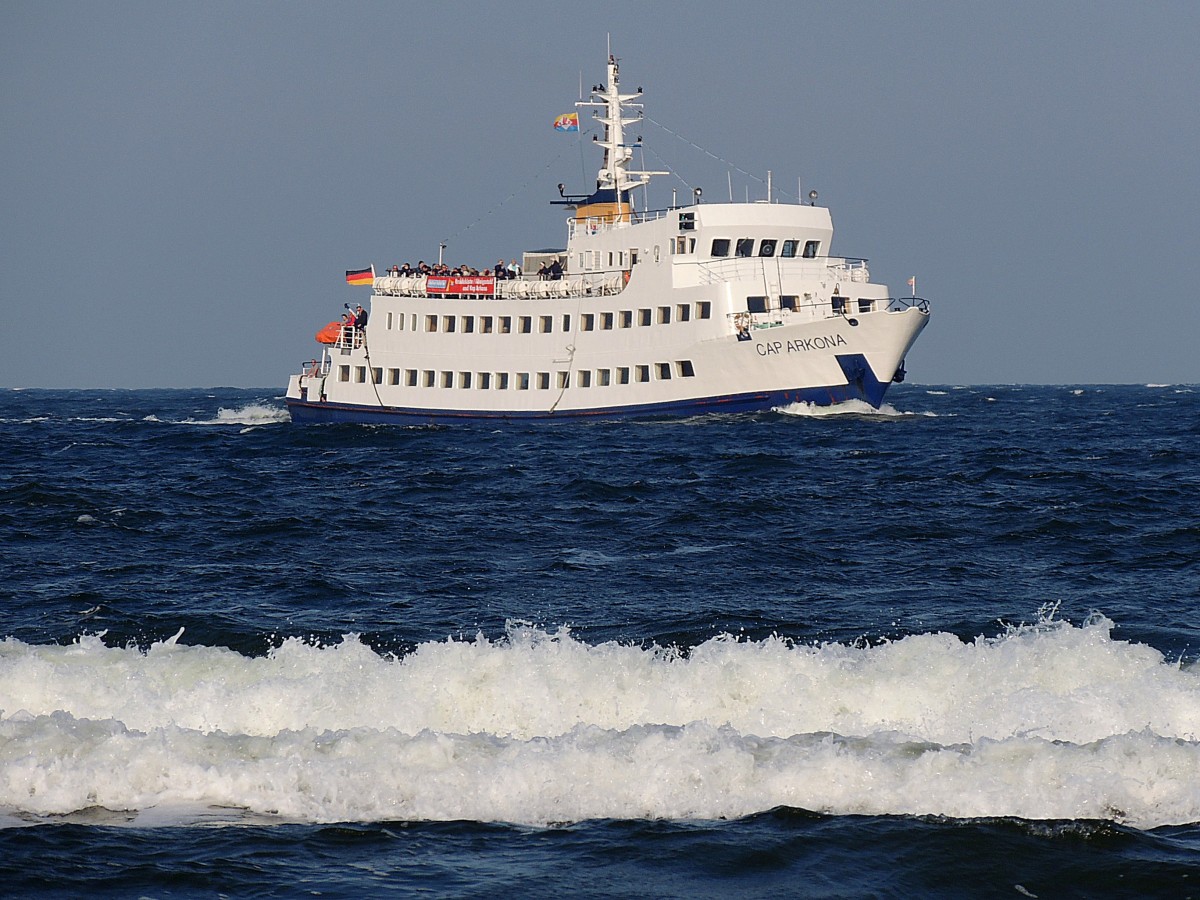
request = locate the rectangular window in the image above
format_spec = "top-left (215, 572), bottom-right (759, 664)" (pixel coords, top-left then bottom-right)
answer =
top-left (618, 367), bottom-right (630, 385)
top-left (635, 365), bottom-right (650, 383)
top-left (758, 239), bottom-right (777, 257)
top-left (562, 314), bottom-right (571, 332)
top-left (441, 371), bottom-right (453, 388)
top-left (832, 296), bottom-right (847, 314)
top-left (597, 368), bottom-right (611, 386)
top-left (463, 316), bottom-right (475, 333)
top-left (442, 315), bottom-right (456, 333)
top-left (711, 238), bottom-right (730, 257)
top-left (619, 310), bottom-right (633, 328)
top-left (409, 313), bottom-right (417, 332)
top-left (581, 313), bottom-right (595, 331)
top-left (499, 316), bottom-right (512, 334)
top-left (425, 315), bottom-right (438, 332)
top-left (423, 370), bottom-right (435, 387)
top-left (780, 295), bottom-right (798, 311)
top-left (405, 369), bottom-right (418, 387)
top-left (781, 239), bottom-right (798, 258)
top-left (658, 306), bottom-right (671, 324)
top-left (601, 312), bottom-right (614, 330)
top-left (497, 372), bottom-right (510, 390)
top-left (697, 301), bottom-right (712, 319)
top-left (478, 372), bottom-right (491, 390)
top-left (747, 296), bottom-right (769, 313)
top-left (735, 238), bottom-right (754, 257)
top-left (678, 211), bottom-right (695, 231)
top-left (459, 372), bottom-right (472, 389)
top-left (803, 240), bottom-right (820, 258)
top-left (540, 315), bottom-right (553, 334)
top-left (629, 248), bottom-right (639, 266)
top-left (656, 362), bottom-right (672, 380)
top-left (639, 308), bottom-right (652, 326)
top-left (481, 316), bottom-right (494, 334)
top-left (386, 312), bottom-right (394, 330)
top-left (338, 365), bottom-right (350, 382)
top-left (519, 316), bottom-right (532, 334)
top-left (677, 360), bottom-right (696, 378)
top-left (355, 366), bottom-right (367, 383)
top-left (537, 372), bottom-right (550, 389)
top-left (517, 373), bottom-right (530, 390)
top-left (676, 304), bottom-right (691, 322)
top-left (579, 370), bottom-right (592, 388)
top-left (858, 298), bottom-right (875, 313)
top-left (557, 371), bottom-right (569, 389)
top-left (371, 367), bottom-right (383, 384)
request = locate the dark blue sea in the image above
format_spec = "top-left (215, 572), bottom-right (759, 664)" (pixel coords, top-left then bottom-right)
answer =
top-left (2, 384), bottom-right (1199, 897)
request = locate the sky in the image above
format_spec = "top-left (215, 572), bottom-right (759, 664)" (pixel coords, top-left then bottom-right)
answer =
top-left (3, 1), bottom-right (1199, 388)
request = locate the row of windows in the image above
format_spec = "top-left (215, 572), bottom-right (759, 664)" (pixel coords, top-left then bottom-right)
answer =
top-left (711, 238), bottom-right (821, 259)
top-left (383, 301), bottom-right (713, 334)
top-left (338, 360), bottom-right (698, 389)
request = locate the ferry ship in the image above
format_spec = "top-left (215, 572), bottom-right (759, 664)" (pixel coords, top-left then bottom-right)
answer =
top-left (284, 53), bottom-right (930, 424)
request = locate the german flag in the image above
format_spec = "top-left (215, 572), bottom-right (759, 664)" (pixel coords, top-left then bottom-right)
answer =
top-left (345, 266), bottom-right (374, 286)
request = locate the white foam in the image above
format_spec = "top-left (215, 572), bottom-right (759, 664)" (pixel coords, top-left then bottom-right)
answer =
top-left (181, 404), bottom-right (290, 427)
top-left (1, 617), bottom-right (1198, 828)
top-left (774, 399), bottom-right (936, 418)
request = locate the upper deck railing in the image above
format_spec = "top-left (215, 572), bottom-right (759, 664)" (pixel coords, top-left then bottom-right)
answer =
top-left (372, 274), bottom-right (627, 299)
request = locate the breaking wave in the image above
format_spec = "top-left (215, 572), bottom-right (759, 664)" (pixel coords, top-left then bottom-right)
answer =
top-left (2, 615), bottom-right (1198, 828)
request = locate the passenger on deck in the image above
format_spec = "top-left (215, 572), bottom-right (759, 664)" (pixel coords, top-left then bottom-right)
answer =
top-left (537, 261), bottom-right (549, 279)
top-left (494, 260), bottom-right (507, 279)
top-left (354, 304), bottom-right (369, 330)
top-left (507, 258), bottom-right (522, 279)
top-left (548, 258), bottom-right (563, 280)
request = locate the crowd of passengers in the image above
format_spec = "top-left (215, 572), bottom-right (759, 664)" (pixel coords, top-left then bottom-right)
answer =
top-left (383, 257), bottom-right (564, 280)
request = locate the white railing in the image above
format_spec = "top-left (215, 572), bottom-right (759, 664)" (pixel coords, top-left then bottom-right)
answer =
top-left (694, 256), bottom-right (871, 286)
top-left (372, 274), bottom-right (627, 299)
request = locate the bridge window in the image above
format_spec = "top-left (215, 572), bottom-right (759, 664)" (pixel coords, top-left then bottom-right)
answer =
top-left (678, 211), bottom-right (695, 231)
top-left (711, 238), bottom-right (730, 257)
top-left (759, 239), bottom-right (776, 257)
top-left (746, 296), bottom-right (769, 313)
top-left (735, 238), bottom-right (754, 257)
top-left (803, 240), bottom-right (820, 258)
top-left (781, 239), bottom-right (798, 258)
top-left (858, 298), bottom-right (875, 313)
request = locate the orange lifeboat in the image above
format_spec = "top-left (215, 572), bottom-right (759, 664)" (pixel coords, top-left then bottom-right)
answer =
top-left (315, 321), bottom-right (342, 344)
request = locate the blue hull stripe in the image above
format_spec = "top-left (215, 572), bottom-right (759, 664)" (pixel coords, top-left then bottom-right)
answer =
top-left (287, 354), bottom-right (890, 424)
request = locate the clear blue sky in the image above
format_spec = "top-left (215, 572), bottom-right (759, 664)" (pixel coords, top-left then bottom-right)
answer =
top-left (3, 1), bottom-right (1198, 388)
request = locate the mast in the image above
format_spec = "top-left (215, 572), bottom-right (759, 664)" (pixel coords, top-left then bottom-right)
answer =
top-left (576, 53), bottom-right (665, 207)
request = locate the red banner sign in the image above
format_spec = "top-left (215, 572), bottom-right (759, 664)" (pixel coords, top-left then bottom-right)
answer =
top-left (426, 276), bottom-right (496, 295)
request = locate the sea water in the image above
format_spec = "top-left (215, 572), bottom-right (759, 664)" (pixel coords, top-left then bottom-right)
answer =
top-left (1, 385), bottom-right (1198, 896)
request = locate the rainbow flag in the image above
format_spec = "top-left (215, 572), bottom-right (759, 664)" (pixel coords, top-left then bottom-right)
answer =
top-left (345, 266), bottom-right (374, 286)
top-left (553, 112), bottom-right (579, 132)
